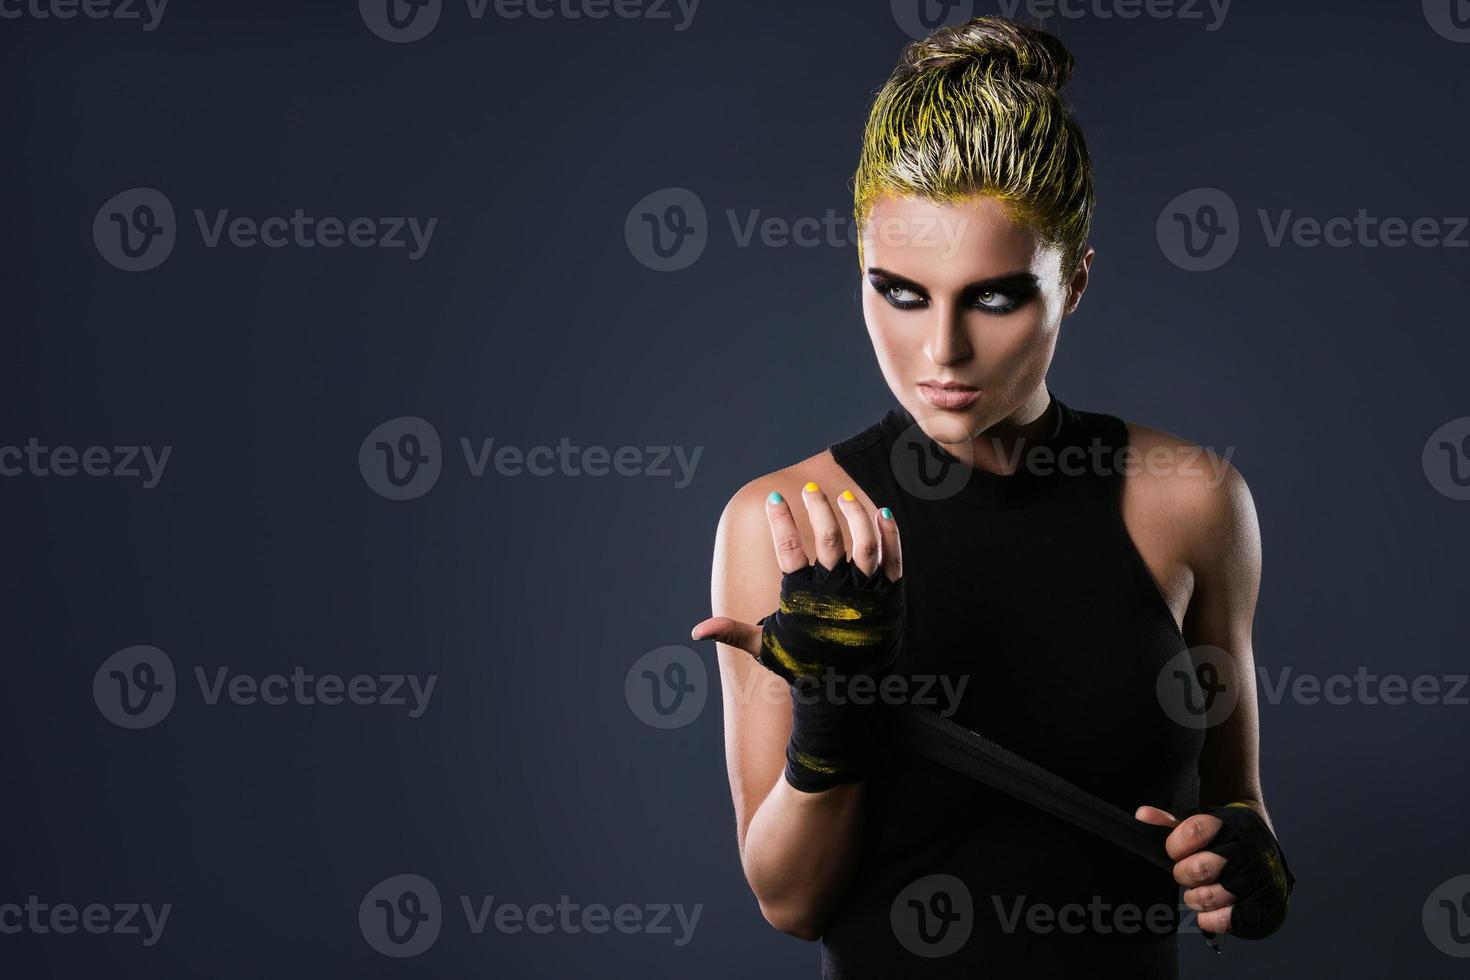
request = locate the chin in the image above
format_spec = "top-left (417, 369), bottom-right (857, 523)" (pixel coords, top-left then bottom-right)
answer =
top-left (908, 405), bottom-right (983, 446)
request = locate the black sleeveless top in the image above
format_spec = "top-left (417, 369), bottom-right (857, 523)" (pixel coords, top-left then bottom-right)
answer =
top-left (820, 394), bottom-right (1204, 978)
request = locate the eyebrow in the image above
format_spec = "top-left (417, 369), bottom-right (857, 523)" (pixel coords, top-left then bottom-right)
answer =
top-left (866, 266), bottom-right (1040, 293)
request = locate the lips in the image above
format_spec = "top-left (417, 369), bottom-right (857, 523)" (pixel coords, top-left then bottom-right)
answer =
top-left (918, 382), bottom-right (979, 411)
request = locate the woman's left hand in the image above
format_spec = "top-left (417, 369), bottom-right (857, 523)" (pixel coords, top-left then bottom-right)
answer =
top-left (1134, 805), bottom-right (1236, 936)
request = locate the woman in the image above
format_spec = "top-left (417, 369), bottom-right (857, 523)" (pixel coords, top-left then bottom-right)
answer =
top-left (690, 17), bottom-right (1294, 977)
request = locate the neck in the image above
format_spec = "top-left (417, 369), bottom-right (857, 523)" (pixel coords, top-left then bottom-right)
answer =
top-left (960, 385), bottom-right (1055, 476)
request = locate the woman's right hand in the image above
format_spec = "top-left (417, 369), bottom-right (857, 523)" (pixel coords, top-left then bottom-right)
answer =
top-left (690, 482), bottom-right (903, 660)
top-left (693, 482), bottom-right (904, 792)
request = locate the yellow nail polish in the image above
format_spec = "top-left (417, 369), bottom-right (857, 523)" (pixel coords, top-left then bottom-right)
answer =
top-left (840, 490), bottom-right (855, 502)
top-left (803, 481), bottom-right (820, 494)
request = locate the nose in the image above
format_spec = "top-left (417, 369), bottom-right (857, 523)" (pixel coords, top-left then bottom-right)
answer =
top-left (922, 298), bottom-right (973, 366)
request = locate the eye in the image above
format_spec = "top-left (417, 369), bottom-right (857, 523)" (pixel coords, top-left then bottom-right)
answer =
top-left (884, 284), bottom-right (925, 307)
top-left (972, 289), bottom-right (1017, 313)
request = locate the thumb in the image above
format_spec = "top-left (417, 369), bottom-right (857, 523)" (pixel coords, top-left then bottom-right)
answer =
top-left (1134, 805), bottom-right (1180, 829)
top-left (690, 616), bottom-right (763, 658)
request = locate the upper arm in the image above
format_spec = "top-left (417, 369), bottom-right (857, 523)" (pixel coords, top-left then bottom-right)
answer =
top-left (1125, 425), bottom-right (1267, 810)
top-left (710, 479), bottom-right (794, 854)
top-left (1175, 447), bottom-right (1266, 810)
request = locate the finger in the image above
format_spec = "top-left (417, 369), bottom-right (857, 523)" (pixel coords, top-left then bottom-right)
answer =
top-left (1173, 849), bottom-right (1228, 888)
top-left (690, 616), bottom-right (762, 658)
top-left (1182, 882), bottom-right (1238, 913)
top-left (875, 506), bottom-right (903, 582)
top-left (800, 482), bottom-right (845, 569)
top-left (1134, 805), bottom-right (1179, 829)
top-left (1195, 905), bottom-right (1233, 936)
top-left (764, 490), bottom-right (810, 574)
top-left (836, 490), bottom-right (879, 576)
top-left (1165, 813), bottom-right (1223, 862)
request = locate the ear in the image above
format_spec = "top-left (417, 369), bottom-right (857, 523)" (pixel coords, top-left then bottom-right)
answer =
top-left (1063, 245), bottom-right (1095, 316)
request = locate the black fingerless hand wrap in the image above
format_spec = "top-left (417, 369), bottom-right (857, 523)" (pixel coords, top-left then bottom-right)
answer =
top-left (756, 560), bottom-right (903, 793)
top-left (1190, 801), bottom-right (1296, 940)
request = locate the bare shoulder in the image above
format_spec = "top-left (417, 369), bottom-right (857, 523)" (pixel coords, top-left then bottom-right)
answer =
top-left (1120, 421), bottom-right (1260, 577)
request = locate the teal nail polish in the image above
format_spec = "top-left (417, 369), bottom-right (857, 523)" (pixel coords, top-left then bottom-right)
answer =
top-left (880, 507), bottom-right (893, 520)
top-left (768, 491), bottom-right (783, 504)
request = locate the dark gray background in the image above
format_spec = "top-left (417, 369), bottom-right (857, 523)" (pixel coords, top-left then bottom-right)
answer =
top-left (3, 0), bottom-right (1468, 976)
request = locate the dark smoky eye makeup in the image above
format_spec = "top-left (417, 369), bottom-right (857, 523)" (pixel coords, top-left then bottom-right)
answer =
top-left (867, 269), bottom-right (1040, 315)
top-left (966, 280), bottom-right (1039, 314)
top-left (867, 271), bottom-right (927, 309)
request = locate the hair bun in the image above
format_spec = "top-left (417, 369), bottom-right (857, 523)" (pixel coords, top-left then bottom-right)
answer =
top-left (902, 17), bottom-right (1073, 91)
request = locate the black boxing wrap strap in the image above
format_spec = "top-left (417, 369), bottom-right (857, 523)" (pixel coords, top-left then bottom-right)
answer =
top-left (755, 559), bottom-right (903, 793)
top-left (897, 709), bottom-right (1295, 948)
top-left (1183, 800), bottom-right (1296, 941)
top-left (895, 706), bottom-right (1175, 873)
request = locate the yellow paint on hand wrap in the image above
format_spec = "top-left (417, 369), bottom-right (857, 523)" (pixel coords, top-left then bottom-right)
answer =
top-left (791, 750), bottom-right (840, 775)
top-left (761, 629), bottom-right (823, 679)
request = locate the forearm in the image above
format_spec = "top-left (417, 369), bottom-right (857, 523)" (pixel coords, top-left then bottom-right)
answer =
top-left (740, 776), bottom-right (866, 940)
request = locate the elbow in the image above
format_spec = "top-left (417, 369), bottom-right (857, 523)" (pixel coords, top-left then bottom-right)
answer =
top-left (758, 899), bottom-right (825, 942)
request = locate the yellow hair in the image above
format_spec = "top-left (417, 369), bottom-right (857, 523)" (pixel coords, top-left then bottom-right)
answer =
top-left (852, 17), bottom-right (1094, 279)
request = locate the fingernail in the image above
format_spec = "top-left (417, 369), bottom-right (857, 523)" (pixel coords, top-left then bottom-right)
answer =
top-left (803, 481), bottom-right (820, 494)
top-left (768, 491), bottom-right (783, 504)
top-left (880, 507), bottom-right (893, 520)
top-left (840, 489), bottom-right (855, 502)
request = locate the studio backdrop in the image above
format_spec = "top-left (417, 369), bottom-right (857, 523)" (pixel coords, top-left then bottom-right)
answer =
top-left (3, 1), bottom-right (1468, 977)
